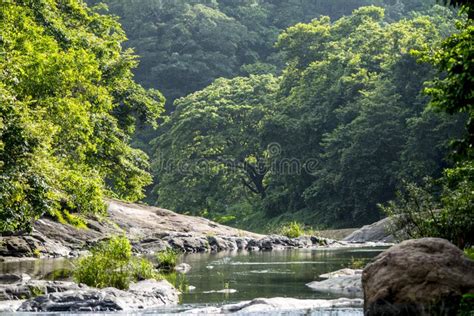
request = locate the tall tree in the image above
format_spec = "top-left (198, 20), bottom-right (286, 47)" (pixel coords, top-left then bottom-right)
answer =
top-left (152, 75), bottom-right (278, 219)
top-left (0, 0), bottom-right (164, 232)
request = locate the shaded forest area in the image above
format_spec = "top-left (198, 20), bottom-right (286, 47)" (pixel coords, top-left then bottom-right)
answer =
top-left (1, 0), bottom-right (472, 239)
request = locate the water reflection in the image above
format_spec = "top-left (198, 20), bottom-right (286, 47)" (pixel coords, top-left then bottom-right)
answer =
top-left (0, 247), bottom-right (386, 307)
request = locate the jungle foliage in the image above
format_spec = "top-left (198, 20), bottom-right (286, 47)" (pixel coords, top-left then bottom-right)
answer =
top-left (1, 0), bottom-right (471, 237)
top-left (152, 5), bottom-right (467, 229)
top-left (0, 0), bottom-right (164, 233)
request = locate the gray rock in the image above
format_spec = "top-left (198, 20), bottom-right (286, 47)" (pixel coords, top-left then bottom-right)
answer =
top-left (319, 269), bottom-right (362, 279)
top-left (0, 237), bottom-right (33, 257)
top-left (207, 236), bottom-right (229, 252)
top-left (185, 297), bottom-right (363, 314)
top-left (234, 238), bottom-right (250, 250)
top-left (0, 280), bottom-right (84, 300)
top-left (175, 263), bottom-right (191, 274)
top-left (246, 238), bottom-right (262, 251)
top-left (306, 275), bottom-right (362, 297)
top-left (260, 236), bottom-right (286, 250)
top-left (134, 238), bottom-right (168, 254)
top-left (343, 217), bottom-right (395, 243)
top-left (128, 279), bottom-right (179, 305)
top-left (167, 236), bottom-right (209, 253)
top-left (363, 238), bottom-right (474, 316)
top-left (18, 280), bottom-right (179, 312)
top-left (0, 300), bottom-right (25, 312)
top-left (0, 199), bottom-right (263, 259)
top-left (0, 274), bottom-right (31, 284)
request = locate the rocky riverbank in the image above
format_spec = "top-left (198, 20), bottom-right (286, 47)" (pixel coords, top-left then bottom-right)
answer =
top-left (0, 199), bottom-right (376, 260)
top-left (0, 277), bottom-right (179, 312)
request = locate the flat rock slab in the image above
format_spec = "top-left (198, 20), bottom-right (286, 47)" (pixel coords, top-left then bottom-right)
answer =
top-left (16, 279), bottom-right (179, 312)
top-left (185, 297), bottom-right (363, 314)
top-left (306, 275), bottom-right (362, 297)
top-left (0, 280), bottom-right (85, 301)
top-left (1, 200), bottom-right (338, 258)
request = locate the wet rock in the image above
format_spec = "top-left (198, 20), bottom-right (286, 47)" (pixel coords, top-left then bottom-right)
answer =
top-left (0, 280), bottom-right (84, 300)
top-left (260, 235), bottom-right (290, 250)
top-left (0, 300), bottom-right (24, 312)
top-left (319, 268), bottom-right (362, 279)
top-left (128, 279), bottom-right (179, 305)
top-left (203, 289), bottom-right (238, 294)
top-left (246, 239), bottom-right (262, 251)
top-left (18, 280), bottom-right (179, 312)
top-left (167, 236), bottom-right (209, 253)
top-left (234, 238), bottom-right (250, 250)
top-left (292, 236), bottom-right (313, 248)
top-left (207, 236), bottom-right (229, 252)
top-left (0, 274), bottom-right (31, 284)
top-left (175, 263), bottom-right (191, 274)
top-left (306, 275), bottom-right (362, 297)
top-left (363, 238), bottom-right (474, 316)
top-left (185, 297), bottom-right (363, 314)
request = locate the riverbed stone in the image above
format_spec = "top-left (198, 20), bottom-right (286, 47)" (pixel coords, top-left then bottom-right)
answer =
top-left (128, 279), bottom-right (179, 305)
top-left (207, 236), bottom-right (229, 252)
top-left (0, 274), bottom-right (31, 285)
top-left (0, 280), bottom-right (84, 300)
top-left (0, 300), bottom-right (25, 312)
top-left (175, 263), bottom-right (191, 274)
top-left (306, 275), bottom-right (362, 297)
top-left (185, 297), bottom-right (363, 314)
top-left (363, 238), bottom-right (474, 315)
top-left (18, 280), bottom-right (179, 312)
top-left (167, 236), bottom-right (210, 252)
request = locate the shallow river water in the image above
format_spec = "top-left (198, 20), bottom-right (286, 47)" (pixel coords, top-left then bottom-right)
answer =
top-left (0, 247), bottom-right (386, 314)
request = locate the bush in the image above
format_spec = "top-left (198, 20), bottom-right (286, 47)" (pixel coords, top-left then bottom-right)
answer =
top-left (383, 161), bottom-right (474, 249)
top-left (156, 249), bottom-right (179, 271)
top-left (280, 221), bottom-right (305, 238)
top-left (74, 236), bottom-right (159, 290)
top-left (349, 257), bottom-right (366, 269)
top-left (464, 248), bottom-right (474, 261)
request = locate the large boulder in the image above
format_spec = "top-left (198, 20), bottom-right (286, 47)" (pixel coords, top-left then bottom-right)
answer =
top-left (363, 238), bottom-right (474, 315)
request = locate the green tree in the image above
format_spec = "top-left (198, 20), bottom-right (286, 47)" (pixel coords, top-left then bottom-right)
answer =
top-left (152, 75), bottom-right (279, 219)
top-left (263, 6), bottom-right (463, 226)
top-left (384, 0), bottom-right (473, 247)
top-left (0, 0), bottom-right (164, 233)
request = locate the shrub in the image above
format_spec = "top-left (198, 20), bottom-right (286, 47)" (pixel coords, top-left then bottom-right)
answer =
top-left (349, 257), bottom-right (366, 269)
top-left (464, 248), bottom-right (474, 261)
top-left (156, 249), bottom-right (179, 271)
top-left (74, 236), bottom-right (158, 290)
top-left (280, 221), bottom-right (305, 238)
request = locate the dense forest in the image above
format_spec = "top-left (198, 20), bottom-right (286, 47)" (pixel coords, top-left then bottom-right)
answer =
top-left (0, 0), bottom-right (472, 241)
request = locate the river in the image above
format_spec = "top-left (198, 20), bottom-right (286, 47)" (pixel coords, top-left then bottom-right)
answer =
top-left (0, 246), bottom-right (386, 314)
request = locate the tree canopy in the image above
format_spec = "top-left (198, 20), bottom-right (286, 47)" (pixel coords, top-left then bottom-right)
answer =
top-left (0, 0), bottom-right (164, 232)
top-left (149, 5), bottom-right (466, 229)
